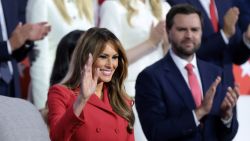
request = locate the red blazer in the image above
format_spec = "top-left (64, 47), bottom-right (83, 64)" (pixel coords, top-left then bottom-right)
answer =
top-left (48, 84), bottom-right (134, 141)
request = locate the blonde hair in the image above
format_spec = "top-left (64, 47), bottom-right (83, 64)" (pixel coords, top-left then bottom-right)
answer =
top-left (53, 0), bottom-right (93, 24)
top-left (120, 0), bottom-right (162, 26)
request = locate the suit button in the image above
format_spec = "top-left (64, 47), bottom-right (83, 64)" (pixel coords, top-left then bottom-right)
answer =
top-left (96, 128), bottom-right (101, 133)
top-left (115, 128), bottom-right (119, 134)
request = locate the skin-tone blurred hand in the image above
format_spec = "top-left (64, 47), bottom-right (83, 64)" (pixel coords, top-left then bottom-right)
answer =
top-left (220, 84), bottom-right (240, 120)
top-left (9, 22), bottom-right (51, 51)
top-left (126, 21), bottom-right (166, 64)
top-left (149, 20), bottom-right (165, 47)
top-left (22, 22), bottom-right (51, 41)
top-left (9, 23), bottom-right (26, 51)
top-left (195, 76), bottom-right (221, 120)
top-left (223, 7), bottom-right (239, 39)
top-left (162, 28), bottom-right (170, 55)
top-left (74, 54), bottom-right (100, 116)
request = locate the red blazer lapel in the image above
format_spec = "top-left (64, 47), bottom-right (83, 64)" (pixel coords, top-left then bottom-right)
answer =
top-left (87, 86), bottom-right (115, 115)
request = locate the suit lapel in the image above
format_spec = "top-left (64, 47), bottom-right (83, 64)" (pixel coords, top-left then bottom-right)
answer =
top-left (163, 54), bottom-right (196, 110)
top-left (197, 59), bottom-right (224, 114)
top-left (197, 59), bottom-right (210, 97)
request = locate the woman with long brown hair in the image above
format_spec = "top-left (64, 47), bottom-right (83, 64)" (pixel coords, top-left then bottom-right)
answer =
top-left (48, 27), bottom-right (135, 141)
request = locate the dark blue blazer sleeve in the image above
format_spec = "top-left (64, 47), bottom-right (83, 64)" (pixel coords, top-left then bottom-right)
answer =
top-left (1, 0), bottom-right (32, 62)
top-left (0, 41), bottom-right (11, 61)
top-left (234, 0), bottom-right (250, 31)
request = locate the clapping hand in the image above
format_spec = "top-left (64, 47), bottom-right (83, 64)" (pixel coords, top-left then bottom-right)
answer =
top-left (9, 22), bottom-right (51, 51)
top-left (223, 7), bottom-right (239, 39)
top-left (23, 22), bottom-right (51, 41)
top-left (220, 84), bottom-right (240, 120)
top-left (149, 21), bottom-right (165, 47)
top-left (195, 76), bottom-right (221, 120)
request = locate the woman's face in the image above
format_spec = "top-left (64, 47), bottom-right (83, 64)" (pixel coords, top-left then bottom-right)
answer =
top-left (94, 43), bottom-right (119, 83)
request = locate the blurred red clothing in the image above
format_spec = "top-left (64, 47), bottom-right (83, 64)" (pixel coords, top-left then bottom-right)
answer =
top-left (233, 59), bottom-right (250, 95)
top-left (98, 0), bottom-right (105, 5)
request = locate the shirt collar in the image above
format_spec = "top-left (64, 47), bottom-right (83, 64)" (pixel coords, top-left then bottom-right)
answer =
top-left (170, 48), bottom-right (198, 70)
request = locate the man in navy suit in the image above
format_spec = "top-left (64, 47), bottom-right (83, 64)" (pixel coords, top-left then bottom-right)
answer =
top-left (166, 0), bottom-right (250, 89)
top-left (0, 0), bottom-right (51, 97)
top-left (136, 4), bottom-right (239, 141)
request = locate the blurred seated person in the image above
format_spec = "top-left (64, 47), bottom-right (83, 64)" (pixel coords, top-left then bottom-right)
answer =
top-left (0, 95), bottom-right (50, 141)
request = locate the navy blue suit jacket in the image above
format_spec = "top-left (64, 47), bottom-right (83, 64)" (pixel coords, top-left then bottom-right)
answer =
top-left (234, 0), bottom-right (250, 31)
top-left (0, 0), bottom-right (31, 97)
top-left (135, 53), bottom-right (238, 141)
top-left (167, 0), bottom-right (250, 88)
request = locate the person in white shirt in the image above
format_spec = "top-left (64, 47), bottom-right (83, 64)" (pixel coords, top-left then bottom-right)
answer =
top-left (26, 0), bottom-right (97, 109)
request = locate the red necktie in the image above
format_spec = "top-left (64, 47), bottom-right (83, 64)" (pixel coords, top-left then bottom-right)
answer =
top-left (185, 64), bottom-right (202, 107)
top-left (209, 0), bottom-right (218, 32)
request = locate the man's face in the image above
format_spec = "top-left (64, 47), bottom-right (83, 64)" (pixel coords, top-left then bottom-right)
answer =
top-left (168, 13), bottom-right (202, 59)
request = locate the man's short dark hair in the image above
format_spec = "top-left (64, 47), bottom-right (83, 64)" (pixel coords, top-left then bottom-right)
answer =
top-left (166, 4), bottom-right (203, 30)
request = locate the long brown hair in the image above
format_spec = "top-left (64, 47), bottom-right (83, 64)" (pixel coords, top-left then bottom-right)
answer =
top-left (61, 27), bottom-right (135, 133)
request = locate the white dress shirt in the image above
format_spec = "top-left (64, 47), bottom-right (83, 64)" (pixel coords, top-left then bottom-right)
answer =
top-left (170, 48), bottom-right (203, 126)
top-left (170, 48), bottom-right (232, 127)
top-left (170, 49), bottom-right (203, 92)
